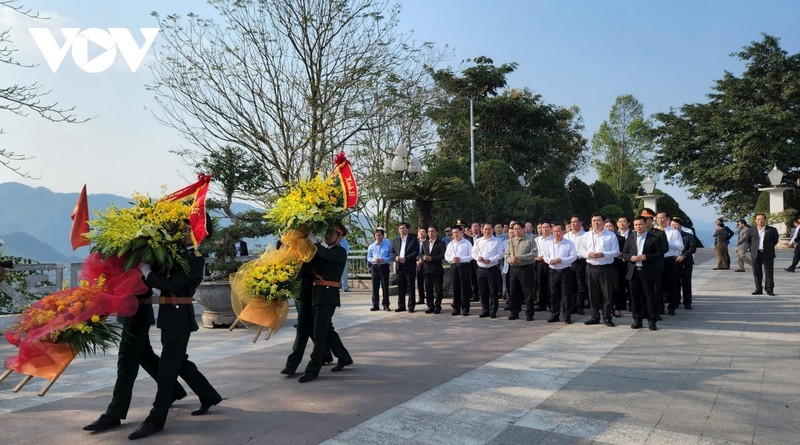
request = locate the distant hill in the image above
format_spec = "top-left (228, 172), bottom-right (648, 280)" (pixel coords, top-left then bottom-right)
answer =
top-left (0, 182), bottom-right (260, 262)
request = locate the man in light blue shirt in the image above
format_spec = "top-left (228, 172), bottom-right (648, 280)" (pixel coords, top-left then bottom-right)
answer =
top-left (367, 227), bottom-right (393, 311)
top-left (339, 236), bottom-right (350, 291)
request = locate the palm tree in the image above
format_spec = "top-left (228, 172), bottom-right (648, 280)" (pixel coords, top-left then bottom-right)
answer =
top-left (383, 175), bottom-right (467, 229)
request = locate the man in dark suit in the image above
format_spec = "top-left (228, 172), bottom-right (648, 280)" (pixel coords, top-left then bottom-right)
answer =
top-left (621, 216), bottom-right (664, 331)
top-left (671, 217), bottom-right (697, 310)
top-left (785, 216), bottom-right (800, 272)
top-left (749, 213), bottom-right (780, 296)
top-left (298, 221), bottom-right (353, 383)
top-left (391, 222), bottom-right (419, 312)
top-left (128, 219), bottom-right (222, 440)
top-left (420, 225), bottom-right (446, 314)
top-left (83, 284), bottom-right (188, 432)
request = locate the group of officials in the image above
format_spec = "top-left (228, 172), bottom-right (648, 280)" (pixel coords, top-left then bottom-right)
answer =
top-left (366, 209), bottom-right (709, 331)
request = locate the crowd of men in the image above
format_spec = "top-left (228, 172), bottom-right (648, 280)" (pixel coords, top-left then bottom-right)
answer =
top-left (364, 208), bottom-right (710, 331)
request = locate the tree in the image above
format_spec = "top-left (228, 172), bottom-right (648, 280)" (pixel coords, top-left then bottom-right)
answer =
top-left (653, 34), bottom-right (800, 218)
top-left (591, 94), bottom-right (654, 195)
top-left (150, 0), bottom-right (435, 195)
top-left (426, 57), bottom-right (588, 186)
top-left (567, 177), bottom-right (597, 223)
top-left (383, 174), bottom-right (467, 230)
top-left (1, 1), bottom-right (86, 177)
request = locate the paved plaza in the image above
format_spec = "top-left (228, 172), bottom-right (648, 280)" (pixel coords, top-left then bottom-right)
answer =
top-left (1, 248), bottom-right (798, 444)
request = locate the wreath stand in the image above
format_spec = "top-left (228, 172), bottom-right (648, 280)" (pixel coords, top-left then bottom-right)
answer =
top-left (1, 343), bottom-right (77, 396)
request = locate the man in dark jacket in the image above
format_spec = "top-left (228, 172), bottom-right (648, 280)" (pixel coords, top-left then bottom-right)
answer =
top-left (420, 226), bottom-right (446, 314)
top-left (749, 213), bottom-right (780, 296)
top-left (671, 217), bottom-right (697, 310)
top-left (391, 222), bottom-right (419, 312)
top-left (128, 220), bottom-right (222, 440)
top-left (622, 216), bottom-right (665, 331)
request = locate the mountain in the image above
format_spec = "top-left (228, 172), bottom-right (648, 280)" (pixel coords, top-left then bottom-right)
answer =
top-left (0, 182), bottom-right (260, 263)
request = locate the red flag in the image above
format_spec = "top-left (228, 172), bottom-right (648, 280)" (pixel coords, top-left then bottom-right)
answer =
top-left (162, 174), bottom-right (213, 246)
top-left (332, 152), bottom-right (358, 209)
top-left (70, 185), bottom-right (90, 250)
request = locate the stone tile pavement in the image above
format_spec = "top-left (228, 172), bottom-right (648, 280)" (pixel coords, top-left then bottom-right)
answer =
top-left (1, 248), bottom-right (798, 444)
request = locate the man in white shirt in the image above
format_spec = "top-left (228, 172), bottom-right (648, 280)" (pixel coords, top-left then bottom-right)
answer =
top-left (472, 223), bottom-right (504, 318)
top-left (656, 211), bottom-right (684, 316)
top-left (578, 213), bottom-right (620, 326)
top-left (564, 215), bottom-right (587, 315)
top-left (542, 224), bottom-right (577, 324)
top-left (785, 216), bottom-right (800, 273)
top-left (444, 224), bottom-right (473, 316)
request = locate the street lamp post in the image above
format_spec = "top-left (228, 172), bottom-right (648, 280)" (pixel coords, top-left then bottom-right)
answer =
top-left (470, 96), bottom-right (475, 187)
top-left (758, 164), bottom-right (791, 236)
top-left (385, 141), bottom-right (422, 222)
top-left (636, 175), bottom-right (663, 212)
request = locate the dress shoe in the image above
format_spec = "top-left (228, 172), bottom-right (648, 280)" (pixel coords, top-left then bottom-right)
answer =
top-left (170, 390), bottom-right (186, 406)
top-left (128, 420), bottom-right (162, 440)
top-left (648, 323), bottom-right (657, 331)
top-left (451, 309), bottom-right (461, 316)
top-left (735, 269), bottom-right (746, 272)
top-left (712, 267), bottom-right (720, 270)
top-left (547, 315), bottom-right (559, 323)
top-left (470, 297), bottom-right (479, 302)
top-left (785, 268), bottom-right (795, 273)
top-left (605, 319), bottom-right (615, 327)
top-left (489, 312), bottom-right (497, 318)
top-left (684, 305), bottom-right (693, 310)
top-left (584, 318), bottom-right (600, 325)
top-left (752, 290), bottom-right (763, 295)
top-left (83, 414), bottom-right (121, 432)
top-left (324, 357), bottom-right (334, 364)
top-left (191, 401), bottom-right (218, 416)
top-left (462, 311), bottom-right (469, 316)
top-left (370, 306), bottom-right (379, 311)
top-left (425, 307), bottom-right (435, 314)
top-left (298, 372), bottom-right (318, 383)
top-left (394, 307), bottom-right (406, 312)
top-left (656, 316), bottom-right (663, 321)
top-left (331, 360), bottom-right (353, 372)
top-left (631, 320), bottom-right (643, 329)
top-left (577, 309), bottom-right (585, 315)
top-left (383, 305), bottom-right (390, 311)
top-left (525, 314), bottom-right (534, 321)
top-left (564, 319), bottom-right (572, 325)
top-left (767, 291), bottom-right (775, 296)
top-left (503, 305), bottom-right (510, 311)
top-left (508, 313), bottom-right (519, 320)
top-left (434, 307), bottom-right (442, 314)
top-left (408, 307), bottom-right (415, 313)
top-left (416, 299), bottom-right (425, 304)
top-left (667, 310), bottom-right (676, 316)
top-left (280, 367), bottom-right (296, 376)
top-left (479, 312), bottom-right (489, 318)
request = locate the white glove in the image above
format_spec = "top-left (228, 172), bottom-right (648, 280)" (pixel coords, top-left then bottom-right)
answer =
top-left (138, 263), bottom-right (152, 279)
top-left (308, 233), bottom-right (318, 244)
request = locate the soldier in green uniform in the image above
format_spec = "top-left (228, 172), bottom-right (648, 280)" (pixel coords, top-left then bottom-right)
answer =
top-left (297, 221), bottom-right (354, 383)
top-left (128, 218), bottom-right (222, 440)
top-left (83, 283), bottom-right (188, 432)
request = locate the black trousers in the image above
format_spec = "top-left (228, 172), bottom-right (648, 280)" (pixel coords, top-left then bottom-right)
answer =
top-left (469, 260), bottom-right (479, 299)
top-left (788, 244), bottom-right (800, 271)
top-left (147, 329), bottom-right (221, 426)
top-left (662, 257), bottom-right (678, 311)
top-left (105, 321), bottom-right (186, 420)
top-left (629, 269), bottom-right (659, 323)
top-left (305, 303), bottom-right (351, 375)
top-left (450, 264), bottom-right (472, 313)
top-left (424, 272), bottom-right (443, 309)
top-left (611, 259), bottom-right (629, 312)
top-left (675, 261), bottom-right (693, 307)
top-left (370, 264), bottom-right (390, 308)
top-left (534, 260), bottom-right (550, 309)
top-left (586, 264), bottom-right (614, 320)
top-left (571, 259), bottom-right (587, 311)
top-left (396, 264), bottom-right (416, 309)
top-left (416, 267), bottom-right (426, 302)
top-left (476, 265), bottom-right (500, 314)
top-left (508, 265), bottom-right (535, 316)
top-left (752, 251), bottom-right (775, 293)
top-left (549, 268), bottom-right (573, 320)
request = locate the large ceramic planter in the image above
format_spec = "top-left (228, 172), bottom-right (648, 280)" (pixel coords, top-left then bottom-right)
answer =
top-left (193, 281), bottom-right (236, 328)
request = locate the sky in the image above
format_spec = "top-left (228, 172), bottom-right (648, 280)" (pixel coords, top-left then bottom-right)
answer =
top-left (2, 0), bottom-right (800, 228)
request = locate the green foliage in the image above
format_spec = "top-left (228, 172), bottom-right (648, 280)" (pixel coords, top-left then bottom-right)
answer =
top-left (591, 182), bottom-right (619, 210)
top-left (754, 191), bottom-right (770, 216)
top-left (567, 178), bottom-right (597, 222)
top-left (653, 34), bottom-right (800, 218)
top-left (475, 159), bottom-right (522, 223)
top-left (598, 205), bottom-right (625, 221)
top-left (591, 95), bottom-right (652, 195)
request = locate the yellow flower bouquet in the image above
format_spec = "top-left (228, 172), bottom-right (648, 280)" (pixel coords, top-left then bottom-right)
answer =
top-left (247, 261), bottom-right (302, 302)
top-left (265, 175), bottom-right (344, 234)
top-left (87, 192), bottom-right (192, 272)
